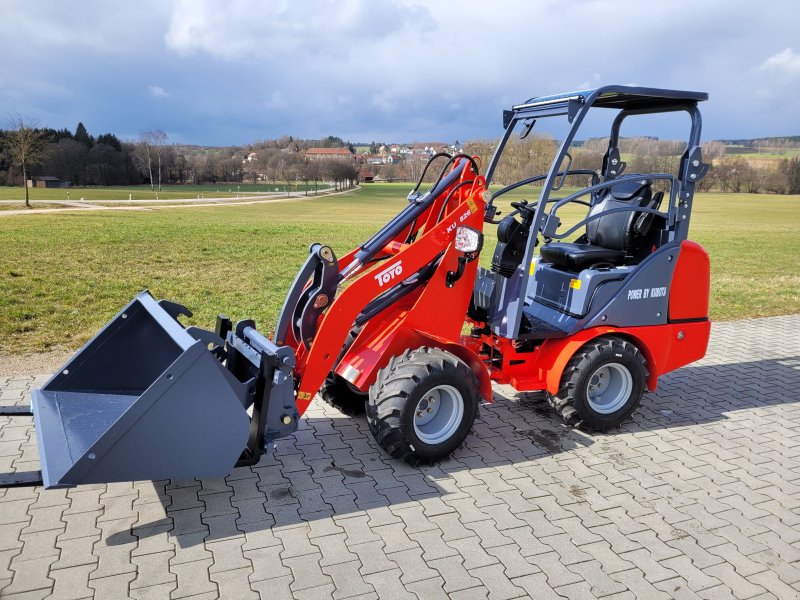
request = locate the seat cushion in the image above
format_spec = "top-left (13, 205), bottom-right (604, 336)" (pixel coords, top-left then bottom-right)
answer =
top-left (539, 242), bottom-right (626, 271)
top-left (586, 181), bottom-right (652, 251)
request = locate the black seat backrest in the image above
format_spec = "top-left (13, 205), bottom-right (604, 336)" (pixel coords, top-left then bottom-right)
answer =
top-left (586, 179), bottom-right (653, 252)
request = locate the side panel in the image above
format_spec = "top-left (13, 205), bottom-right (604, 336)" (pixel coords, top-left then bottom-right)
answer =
top-left (580, 243), bottom-right (679, 330)
top-left (669, 240), bottom-right (710, 320)
top-left (338, 324), bottom-right (493, 403)
top-left (334, 239), bottom-right (492, 402)
top-left (534, 321), bottom-right (710, 394)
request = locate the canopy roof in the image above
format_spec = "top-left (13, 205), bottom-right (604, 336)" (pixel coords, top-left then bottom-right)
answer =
top-left (513, 85), bottom-right (708, 112)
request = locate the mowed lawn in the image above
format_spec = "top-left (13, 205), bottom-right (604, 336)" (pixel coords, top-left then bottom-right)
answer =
top-left (0, 183), bottom-right (798, 353)
top-left (0, 182), bottom-right (329, 204)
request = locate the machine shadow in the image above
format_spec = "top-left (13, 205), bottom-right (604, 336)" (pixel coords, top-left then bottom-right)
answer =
top-left (108, 355), bottom-right (800, 548)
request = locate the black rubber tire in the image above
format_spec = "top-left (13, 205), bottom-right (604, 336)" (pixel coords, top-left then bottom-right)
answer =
top-left (548, 335), bottom-right (648, 431)
top-left (319, 374), bottom-right (367, 415)
top-left (318, 327), bottom-right (367, 415)
top-left (366, 347), bottom-right (480, 464)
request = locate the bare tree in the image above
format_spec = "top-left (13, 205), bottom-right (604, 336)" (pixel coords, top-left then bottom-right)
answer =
top-left (4, 112), bottom-right (49, 207)
top-left (132, 136), bottom-right (154, 190)
top-left (133, 130), bottom-right (168, 191)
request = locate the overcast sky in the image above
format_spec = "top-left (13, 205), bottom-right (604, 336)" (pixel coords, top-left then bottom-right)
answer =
top-left (1, 0), bottom-right (798, 145)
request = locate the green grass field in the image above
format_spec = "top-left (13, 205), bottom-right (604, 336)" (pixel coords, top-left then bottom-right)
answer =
top-left (0, 183), bottom-right (331, 203)
top-left (0, 183), bottom-right (798, 353)
top-left (725, 149), bottom-right (800, 159)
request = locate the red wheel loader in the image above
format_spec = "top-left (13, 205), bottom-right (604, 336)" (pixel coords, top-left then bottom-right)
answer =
top-left (1, 86), bottom-right (712, 489)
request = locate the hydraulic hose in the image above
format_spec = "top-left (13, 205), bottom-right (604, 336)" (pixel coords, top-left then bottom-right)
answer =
top-left (354, 163), bottom-right (468, 267)
top-left (436, 180), bottom-right (475, 223)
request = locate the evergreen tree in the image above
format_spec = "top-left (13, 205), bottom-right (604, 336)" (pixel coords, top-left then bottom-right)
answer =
top-left (74, 122), bottom-right (93, 147)
top-left (54, 128), bottom-right (74, 142)
top-left (96, 133), bottom-right (122, 152)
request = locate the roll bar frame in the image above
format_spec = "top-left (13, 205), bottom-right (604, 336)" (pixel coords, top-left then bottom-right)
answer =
top-left (482, 85), bottom-right (709, 339)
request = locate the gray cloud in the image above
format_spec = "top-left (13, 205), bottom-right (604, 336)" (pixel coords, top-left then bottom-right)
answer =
top-left (1, 0), bottom-right (798, 144)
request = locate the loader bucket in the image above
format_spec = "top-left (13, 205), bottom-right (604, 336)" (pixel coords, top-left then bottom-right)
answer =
top-left (31, 291), bottom-right (251, 488)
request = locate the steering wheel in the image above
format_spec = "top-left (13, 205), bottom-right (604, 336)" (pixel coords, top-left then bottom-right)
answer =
top-left (509, 200), bottom-right (550, 245)
top-left (510, 200), bottom-right (537, 214)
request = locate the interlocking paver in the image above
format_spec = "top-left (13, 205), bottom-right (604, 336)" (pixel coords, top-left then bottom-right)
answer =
top-left (210, 566), bottom-right (259, 599)
top-left (580, 540), bottom-right (636, 575)
top-left (49, 536), bottom-right (100, 577)
top-left (87, 572), bottom-right (136, 599)
top-left (540, 532), bottom-right (594, 566)
top-left (129, 582), bottom-right (179, 600)
top-left (388, 547), bottom-right (440, 584)
top-left (470, 563), bottom-right (526, 599)
top-left (425, 513), bottom-right (472, 544)
top-left (428, 555), bottom-right (482, 594)
top-left (503, 526), bottom-right (553, 557)
top-left (0, 315), bottom-right (799, 598)
top-left (526, 550), bottom-right (583, 588)
top-left (484, 544), bottom-right (539, 580)
top-left (321, 560), bottom-right (376, 599)
top-left (372, 522), bottom-right (419, 554)
top-left (457, 520), bottom-right (511, 550)
top-left (90, 518), bottom-right (137, 580)
top-left (449, 586), bottom-right (490, 599)
top-left (574, 559), bottom-right (628, 597)
top-left (512, 572), bottom-right (569, 599)
top-left (4, 556), bottom-right (53, 595)
top-left (169, 558), bottom-right (217, 598)
top-left (405, 576), bottom-right (450, 600)
top-left (313, 532), bottom-right (358, 567)
top-left (610, 568), bottom-right (672, 599)
top-left (336, 514), bottom-right (381, 546)
top-left (284, 553), bottom-right (333, 592)
top-left (750, 549), bottom-right (800, 586)
top-left (16, 528), bottom-right (62, 561)
top-left (48, 563), bottom-right (96, 599)
top-left (446, 536), bottom-right (499, 571)
top-left (654, 576), bottom-right (705, 600)
top-left (752, 530), bottom-right (800, 564)
top-left (206, 537), bottom-right (251, 573)
top-left (362, 567), bottom-right (416, 599)
top-left (704, 563), bottom-right (768, 599)
top-left (250, 574), bottom-right (294, 598)
top-left (661, 555), bottom-right (720, 592)
top-left (131, 550), bottom-right (176, 589)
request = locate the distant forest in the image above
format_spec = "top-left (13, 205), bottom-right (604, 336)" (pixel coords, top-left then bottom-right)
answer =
top-left (1, 122), bottom-right (799, 194)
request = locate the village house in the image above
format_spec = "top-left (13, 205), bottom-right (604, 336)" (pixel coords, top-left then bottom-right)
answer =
top-left (305, 147), bottom-right (355, 161)
top-left (26, 176), bottom-right (69, 189)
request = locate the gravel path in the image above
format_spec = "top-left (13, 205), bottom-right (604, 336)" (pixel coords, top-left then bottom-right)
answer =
top-left (0, 350), bottom-right (74, 377)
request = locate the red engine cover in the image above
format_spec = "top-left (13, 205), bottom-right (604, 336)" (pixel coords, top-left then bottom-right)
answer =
top-left (669, 240), bottom-right (710, 320)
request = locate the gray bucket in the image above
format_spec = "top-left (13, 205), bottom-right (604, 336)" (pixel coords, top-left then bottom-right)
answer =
top-left (32, 291), bottom-right (250, 488)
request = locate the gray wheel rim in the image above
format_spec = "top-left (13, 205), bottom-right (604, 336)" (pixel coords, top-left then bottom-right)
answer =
top-left (412, 385), bottom-right (464, 445)
top-left (586, 363), bottom-right (633, 414)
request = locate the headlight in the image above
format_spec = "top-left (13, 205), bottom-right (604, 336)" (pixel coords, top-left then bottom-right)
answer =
top-left (455, 226), bottom-right (483, 254)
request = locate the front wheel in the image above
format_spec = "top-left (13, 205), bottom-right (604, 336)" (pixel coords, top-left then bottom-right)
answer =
top-left (548, 336), bottom-right (648, 431)
top-left (367, 347), bottom-right (480, 464)
top-left (318, 326), bottom-right (366, 415)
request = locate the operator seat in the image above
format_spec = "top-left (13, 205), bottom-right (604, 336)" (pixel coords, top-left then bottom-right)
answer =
top-left (539, 179), bottom-right (661, 271)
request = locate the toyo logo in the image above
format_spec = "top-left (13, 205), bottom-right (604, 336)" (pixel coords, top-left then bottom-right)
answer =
top-left (374, 261), bottom-right (403, 287)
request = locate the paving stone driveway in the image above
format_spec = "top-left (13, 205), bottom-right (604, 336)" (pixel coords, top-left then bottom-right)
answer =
top-left (1, 315), bottom-right (799, 599)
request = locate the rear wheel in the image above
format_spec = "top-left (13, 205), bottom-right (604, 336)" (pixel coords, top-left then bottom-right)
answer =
top-left (548, 336), bottom-right (647, 431)
top-left (319, 374), bottom-right (367, 415)
top-left (367, 347), bottom-right (479, 464)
